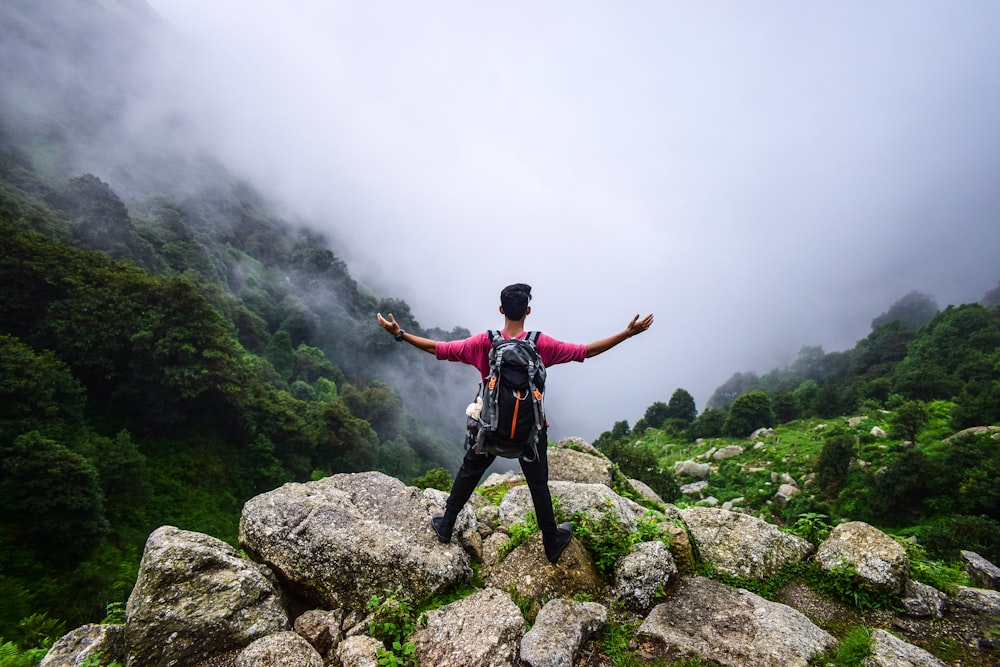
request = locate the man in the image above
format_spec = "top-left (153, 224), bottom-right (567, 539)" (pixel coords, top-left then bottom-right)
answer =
top-left (376, 283), bottom-right (653, 563)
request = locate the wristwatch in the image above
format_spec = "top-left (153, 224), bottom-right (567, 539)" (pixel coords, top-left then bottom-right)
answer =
top-left (394, 329), bottom-right (406, 342)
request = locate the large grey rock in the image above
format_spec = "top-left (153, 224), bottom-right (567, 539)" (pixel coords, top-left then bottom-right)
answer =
top-left (40, 624), bottom-right (124, 667)
top-left (814, 521), bottom-right (909, 595)
top-left (410, 588), bottom-right (525, 667)
top-left (519, 599), bottom-right (606, 667)
top-left (627, 478), bottom-right (664, 505)
top-left (615, 541), bottom-right (678, 612)
top-left (861, 628), bottom-right (948, 667)
top-left (235, 631), bottom-right (323, 666)
top-left (547, 447), bottom-right (613, 485)
top-left (125, 526), bottom-right (289, 667)
top-left (773, 483), bottom-right (800, 509)
top-left (950, 585), bottom-right (1000, 614)
top-left (553, 437), bottom-right (602, 457)
top-left (900, 579), bottom-right (947, 619)
top-left (239, 472), bottom-right (472, 621)
top-left (498, 481), bottom-right (648, 530)
top-left (961, 550), bottom-right (1000, 590)
top-left (713, 445), bottom-right (743, 460)
top-left (637, 576), bottom-right (835, 666)
top-left (675, 460), bottom-right (710, 479)
top-left (679, 507), bottom-right (812, 580)
top-left (484, 532), bottom-right (604, 602)
top-left (335, 635), bottom-right (382, 667)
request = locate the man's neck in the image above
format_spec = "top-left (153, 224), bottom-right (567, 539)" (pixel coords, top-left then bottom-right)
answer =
top-left (502, 318), bottom-right (526, 338)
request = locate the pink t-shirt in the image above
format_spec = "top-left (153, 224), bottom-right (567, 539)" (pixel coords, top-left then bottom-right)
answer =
top-left (435, 331), bottom-right (587, 380)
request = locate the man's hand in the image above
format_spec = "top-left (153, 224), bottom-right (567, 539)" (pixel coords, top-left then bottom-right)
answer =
top-left (626, 313), bottom-right (654, 337)
top-left (377, 312), bottom-right (401, 336)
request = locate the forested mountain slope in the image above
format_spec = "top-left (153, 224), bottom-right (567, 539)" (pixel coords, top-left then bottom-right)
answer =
top-left (0, 0), bottom-right (475, 635)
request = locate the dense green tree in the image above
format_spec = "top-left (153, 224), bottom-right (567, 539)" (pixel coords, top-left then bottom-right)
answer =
top-left (891, 304), bottom-right (1000, 401)
top-left (864, 448), bottom-right (930, 524)
top-left (666, 388), bottom-right (697, 424)
top-left (871, 291), bottom-right (939, 331)
top-left (722, 390), bottom-right (775, 437)
top-left (0, 432), bottom-right (109, 567)
top-left (816, 428), bottom-right (856, 495)
top-left (0, 334), bottom-right (85, 443)
top-left (641, 402), bottom-right (670, 430)
top-left (341, 381), bottom-right (404, 443)
top-left (771, 391), bottom-right (798, 423)
top-left (263, 330), bottom-right (295, 382)
top-left (689, 408), bottom-right (726, 439)
top-left (888, 401), bottom-right (929, 442)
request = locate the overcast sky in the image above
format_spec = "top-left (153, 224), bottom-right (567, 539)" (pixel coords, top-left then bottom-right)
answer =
top-left (141, 1), bottom-right (1000, 441)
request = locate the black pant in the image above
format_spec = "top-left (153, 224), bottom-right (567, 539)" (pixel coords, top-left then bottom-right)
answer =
top-left (445, 429), bottom-right (557, 536)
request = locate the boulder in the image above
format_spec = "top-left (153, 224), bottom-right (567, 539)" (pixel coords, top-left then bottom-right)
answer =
top-left (235, 631), bottom-right (323, 666)
top-left (900, 579), bottom-right (947, 619)
top-left (637, 576), bottom-right (835, 666)
top-left (124, 526), bottom-right (289, 667)
top-left (39, 624), bottom-right (124, 667)
top-left (552, 436), bottom-right (603, 457)
top-left (547, 446), bottom-right (613, 485)
top-left (675, 460), bottom-right (710, 479)
top-left (680, 480), bottom-right (709, 497)
top-left (498, 481), bottom-right (647, 530)
top-left (519, 599), bottom-right (606, 667)
top-left (961, 550), bottom-right (1000, 590)
top-left (410, 588), bottom-right (525, 667)
top-left (293, 608), bottom-right (343, 659)
top-left (814, 521), bottom-right (909, 595)
top-left (949, 585), bottom-right (1000, 615)
top-left (615, 541), bottom-right (678, 612)
top-left (862, 628), bottom-right (948, 667)
top-left (679, 507), bottom-right (812, 580)
top-left (335, 635), bottom-right (382, 667)
top-left (713, 445), bottom-right (743, 460)
top-left (484, 532), bottom-right (604, 603)
top-left (627, 478), bottom-right (664, 505)
top-left (773, 483), bottom-right (800, 509)
top-left (239, 472), bottom-right (472, 621)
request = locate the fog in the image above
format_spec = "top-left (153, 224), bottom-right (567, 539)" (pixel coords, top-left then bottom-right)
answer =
top-left (140, 1), bottom-right (1000, 440)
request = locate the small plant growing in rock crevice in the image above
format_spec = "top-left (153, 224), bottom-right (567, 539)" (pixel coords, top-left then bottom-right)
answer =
top-left (497, 511), bottom-right (539, 559)
top-left (366, 585), bottom-right (426, 667)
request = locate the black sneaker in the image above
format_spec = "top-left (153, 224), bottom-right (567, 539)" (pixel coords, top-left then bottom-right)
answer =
top-left (431, 513), bottom-right (453, 544)
top-left (545, 522), bottom-right (573, 563)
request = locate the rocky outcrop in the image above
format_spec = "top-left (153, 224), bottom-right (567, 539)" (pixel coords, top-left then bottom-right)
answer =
top-left (238, 472), bottom-right (472, 622)
top-left (547, 437), bottom-right (614, 485)
top-left (637, 576), bottom-right (836, 667)
top-left (39, 624), bottom-right (124, 667)
top-left (680, 506), bottom-right (813, 580)
top-left (962, 550), bottom-right (1000, 590)
top-left (41, 438), bottom-right (1000, 667)
top-left (235, 631), bottom-right (323, 666)
top-left (814, 521), bottom-right (909, 595)
top-left (124, 526), bottom-right (289, 667)
top-left (863, 629), bottom-right (949, 667)
top-left (614, 541), bottom-right (678, 612)
top-left (410, 588), bottom-right (524, 667)
top-left (519, 599), bottom-right (606, 667)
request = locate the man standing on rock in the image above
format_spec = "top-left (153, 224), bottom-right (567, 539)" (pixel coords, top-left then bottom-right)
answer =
top-left (377, 283), bottom-right (653, 563)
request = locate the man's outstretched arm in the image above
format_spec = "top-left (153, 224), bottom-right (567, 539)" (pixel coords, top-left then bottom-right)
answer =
top-left (585, 313), bottom-right (654, 358)
top-left (376, 312), bottom-right (437, 354)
